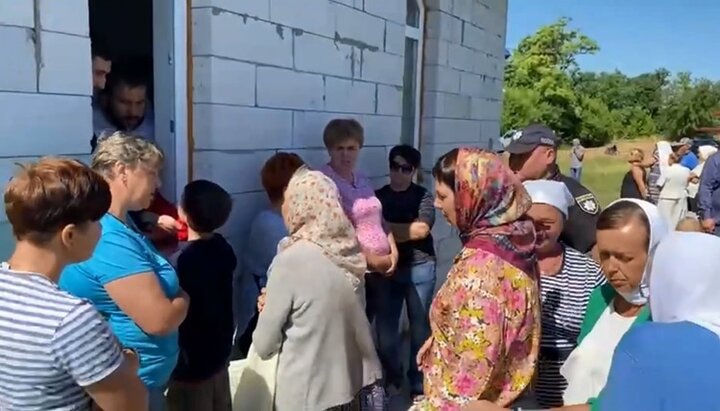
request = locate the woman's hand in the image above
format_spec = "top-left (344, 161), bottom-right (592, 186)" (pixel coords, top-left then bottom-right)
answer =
top-left (157, 215), bottom-right (181, 232)
top-left (416, 336), bottom-right (434, 371)
top-left (257, 288), bottom-right (267, 313)
top-left (122, 349), bottom-right (140, 374)
top-left (364, 251), bottom-right (393, 274)
top-left (461, 400), bottom-right (507, 411)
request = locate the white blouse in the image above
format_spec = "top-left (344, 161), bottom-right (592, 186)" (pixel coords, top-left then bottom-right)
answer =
top-left (560, 303), bottom-right (636, 404)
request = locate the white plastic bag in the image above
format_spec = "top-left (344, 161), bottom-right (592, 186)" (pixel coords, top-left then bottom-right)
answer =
top-left (229, 344), bottom-right (279, 411)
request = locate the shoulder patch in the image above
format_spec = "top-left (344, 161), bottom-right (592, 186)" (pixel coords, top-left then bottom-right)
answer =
top-left (575, 193), bottom-right (599, 215)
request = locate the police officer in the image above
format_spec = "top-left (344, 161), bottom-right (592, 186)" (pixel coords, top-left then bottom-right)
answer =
top-left (505, 124), bottom-right (600, 254)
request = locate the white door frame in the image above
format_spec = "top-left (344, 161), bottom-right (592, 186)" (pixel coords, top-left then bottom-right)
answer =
top-left (153, 0), bottom-right (189, 203)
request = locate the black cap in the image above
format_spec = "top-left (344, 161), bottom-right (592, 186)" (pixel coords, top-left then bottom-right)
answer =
top-left (504, 124), bottom-right (560, 154)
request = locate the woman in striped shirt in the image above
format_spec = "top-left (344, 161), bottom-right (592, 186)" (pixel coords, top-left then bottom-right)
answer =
top-left (522, 180), bottom-right (606, 407)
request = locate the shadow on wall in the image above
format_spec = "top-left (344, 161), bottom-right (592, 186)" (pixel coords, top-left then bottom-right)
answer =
top-left (0, 221), bottom-right (13, 261)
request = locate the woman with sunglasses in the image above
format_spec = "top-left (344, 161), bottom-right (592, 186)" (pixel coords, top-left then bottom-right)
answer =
top-left (374, 145), bottom-right (437, 399)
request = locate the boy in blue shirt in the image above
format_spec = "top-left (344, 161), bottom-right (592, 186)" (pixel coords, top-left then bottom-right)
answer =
top-left (166, 180), bottom-right (237, 411)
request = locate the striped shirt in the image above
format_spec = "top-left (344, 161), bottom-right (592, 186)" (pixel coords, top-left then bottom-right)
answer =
top-left (0, 265), bottom-right (123, 410)
top-left (536, 247), bottom-right (606, 407)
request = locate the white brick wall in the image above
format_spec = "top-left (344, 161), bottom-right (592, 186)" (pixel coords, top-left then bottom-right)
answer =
top-left (191, 0), bottom-right (416, 273)
top-left (192, 0), bottom-right (507, 283)
top-left (422, 0), bottom-right (508, 279)
top-left (0, 1), bottom-right (93, 259)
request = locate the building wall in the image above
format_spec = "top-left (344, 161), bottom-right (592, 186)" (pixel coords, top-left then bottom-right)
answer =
top-left (421, 0), bottom-right (508, 278)
top-left (0, 0), bottom-right (93, 259)
top-left (190, 0), bottom-right (410, 261)
top-left (0, 0), bottom-right (508, 273)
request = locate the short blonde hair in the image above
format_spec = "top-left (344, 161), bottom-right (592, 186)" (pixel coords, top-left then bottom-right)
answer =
top-left (91, 132), bottom-right (164, 178)
top-left (676, 217), bottom-right (703, 233)
top-left (628, 148), bottom-right (645, 163)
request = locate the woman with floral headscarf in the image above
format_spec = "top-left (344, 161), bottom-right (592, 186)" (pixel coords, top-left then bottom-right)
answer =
top-left (411, 148), bottom-right (541, 410)
top-left (252, 167), bottom-right (382, 411)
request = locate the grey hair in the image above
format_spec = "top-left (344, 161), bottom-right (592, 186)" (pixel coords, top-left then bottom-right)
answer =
top-left (91, 131), bottom-right (164, 178)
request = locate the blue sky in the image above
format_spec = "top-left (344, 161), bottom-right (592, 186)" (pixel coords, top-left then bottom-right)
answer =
top-left (506, 0), bottom-right (720, 80)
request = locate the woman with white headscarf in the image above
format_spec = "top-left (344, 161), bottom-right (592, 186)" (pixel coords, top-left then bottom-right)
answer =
top-left (600, 231), bottom-right (720, 410)
top-left (522, 180), bottom-right (606, 408)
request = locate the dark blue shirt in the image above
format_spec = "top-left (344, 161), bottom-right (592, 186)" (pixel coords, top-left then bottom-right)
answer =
top-left (600, 321), bottom-right (720, 411)
top-left (698, 152), bottom-right (720, 220)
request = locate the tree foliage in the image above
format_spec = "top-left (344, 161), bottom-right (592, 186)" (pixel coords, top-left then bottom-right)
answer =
top-left (503, 19), bottom-right (720, 146)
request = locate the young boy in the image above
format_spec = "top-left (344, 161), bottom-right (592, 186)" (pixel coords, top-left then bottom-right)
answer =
top-left (166, 180), bottom-right (237, 411)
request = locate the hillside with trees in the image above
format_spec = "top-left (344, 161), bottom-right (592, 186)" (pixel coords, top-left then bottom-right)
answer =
top-left (503, 18), bottom-right (720, 146)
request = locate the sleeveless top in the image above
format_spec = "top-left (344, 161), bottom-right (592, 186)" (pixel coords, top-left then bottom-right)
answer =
top-left (620, 168), bottom-right (644, 199)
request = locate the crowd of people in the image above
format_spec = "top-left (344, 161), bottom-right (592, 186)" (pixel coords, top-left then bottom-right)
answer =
top-left (1, 118), bottom-right (720, 411)
top-left (619, 137), bottom-right (720, 231)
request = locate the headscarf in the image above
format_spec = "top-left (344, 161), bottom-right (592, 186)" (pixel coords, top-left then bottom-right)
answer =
top-left (523, 180), bottom-right (574, 217)
top-left (649, 231), bottom-right (720, 338)
top-left (655, 141), bottom-right (672, 181)
top-left (279, 167), bottom-right (366, 290)
top-left (698, 145), bottom-right (718, 162)
top-left (454, 148), bottom-right (536, 274)
top-left (605, 198), bottom-right (669, 305)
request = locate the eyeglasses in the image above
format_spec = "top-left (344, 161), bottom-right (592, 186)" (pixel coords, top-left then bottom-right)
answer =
top-left (389, 161), bottom-right (414, 174)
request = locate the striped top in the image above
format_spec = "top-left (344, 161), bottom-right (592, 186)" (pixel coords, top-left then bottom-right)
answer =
top-left (536, 247), bottom-right (606, 407)
top-left (0, 265), bottom-right (124, 410)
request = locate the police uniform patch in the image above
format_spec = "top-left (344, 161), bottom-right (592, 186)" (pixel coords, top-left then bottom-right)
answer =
top-left (575, 193), bottom-right (599, 215)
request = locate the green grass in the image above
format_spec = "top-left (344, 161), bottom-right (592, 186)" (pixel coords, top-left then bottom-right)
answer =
top-left (556, 140), bottom-right (656, 207)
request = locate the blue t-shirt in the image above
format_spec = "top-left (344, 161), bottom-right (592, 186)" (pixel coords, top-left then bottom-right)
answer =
top-left (681, 151), bottom-right (699, 170)
top-left (60, 213), bottom-right (180, 388)
top-left (600, 321), bottom-right (720, 410)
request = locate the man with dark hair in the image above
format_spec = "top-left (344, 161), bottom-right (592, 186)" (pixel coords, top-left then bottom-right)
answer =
top-left (93, 66), bottom-right (155, 149)
top-left (506, 124), bottom-right (600, 255)
top-left (167, 179), bottom-right (237, 410)
top-left (373, 144), bottom-right (436, 397)
top-left (91, 42), bottom-right (112, 92)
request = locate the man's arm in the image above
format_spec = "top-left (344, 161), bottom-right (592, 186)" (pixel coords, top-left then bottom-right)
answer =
top-left (54, 304), bottom-right (147, 411)
top-left (389, 189), bottom-right (436, 243)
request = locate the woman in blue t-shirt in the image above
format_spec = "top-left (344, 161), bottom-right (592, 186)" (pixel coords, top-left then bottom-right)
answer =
top-left (61, 133), bottom-right (189, 411)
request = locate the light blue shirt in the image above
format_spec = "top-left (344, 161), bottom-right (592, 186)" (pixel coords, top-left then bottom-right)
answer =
top-left (233, 209), bottom-right (287, 338)
top-left (600, 321), bottom-right (720, 410)
top-left (60, 213), bottom-right (180, 388)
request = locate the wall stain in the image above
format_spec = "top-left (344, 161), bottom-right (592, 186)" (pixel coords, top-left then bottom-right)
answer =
top-left (333, 31), bottom-right (379, 52)
top-left (292, 28), bottom-right (304, 37)
top-left (276, 25), bottom-right (284, 39)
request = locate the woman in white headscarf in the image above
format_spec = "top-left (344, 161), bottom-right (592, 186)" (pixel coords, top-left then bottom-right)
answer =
top-left (462, 199), bottom-right (670, 411)
top-left (599, 231), bottom-right (720, 410)
top-left (522, 181), bottom-right (606, 408)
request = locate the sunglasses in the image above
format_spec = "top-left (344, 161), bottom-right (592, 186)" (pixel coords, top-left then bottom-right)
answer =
top-left (389, 161), bottom-right (414, 174)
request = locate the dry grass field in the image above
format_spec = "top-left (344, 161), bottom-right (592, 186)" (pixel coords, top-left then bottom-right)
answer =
top-left (556, 139), bottom-right (658, 207)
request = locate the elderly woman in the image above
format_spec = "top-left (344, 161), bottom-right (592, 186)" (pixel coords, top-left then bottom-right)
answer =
top-left (0, 158), bottom-right (147, 410)
top-left (318, 118), bottom-right (398, 281)
top-left (464, 199), bottom-right (669, 411)
top-left (318, 119), bottom-right (397, 407)
top-left (234, 152), bottom-right (305, 356)
top-left (522, 180), bottom-right (606, 407)
top-left (657, 149), bottom-right (691, 227)
top-left (61, 133), bottom-right (188, 411)
top-left (252, 167), bottom-right (382, 411)
top-left (600, 231), bottom-right (720, 410)
top-left (412, 148), bottom-right (541, 410)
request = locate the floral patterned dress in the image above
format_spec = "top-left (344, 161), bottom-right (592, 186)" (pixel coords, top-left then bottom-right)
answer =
top-left (414, 148), bottom-right (541, 410)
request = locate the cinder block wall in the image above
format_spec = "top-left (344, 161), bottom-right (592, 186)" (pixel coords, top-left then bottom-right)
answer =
top-left (0, 0), bottom-right (93, 259)
top-left (191, 0), bottom-right (410, 258)
top-left (421, 0), bottom-right (508, 280)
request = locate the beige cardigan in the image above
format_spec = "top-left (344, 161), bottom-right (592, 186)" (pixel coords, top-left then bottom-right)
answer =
top-left (253, 240), bottom-right (381, 411)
